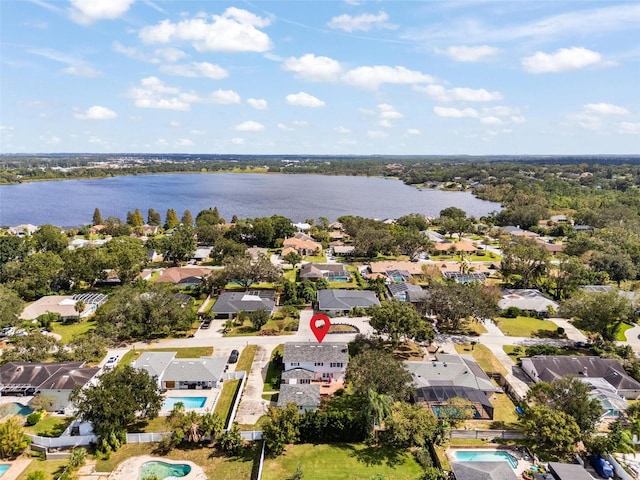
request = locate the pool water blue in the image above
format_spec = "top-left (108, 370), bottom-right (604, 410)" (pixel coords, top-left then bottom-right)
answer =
top-left (162, 397), bottom-right (206, 409)
top-left (330, 277), bottom-right (349, 282)
top-left (0, 403), bottom-right (34, 417)
top-left (139, 461), bottom-right (191, 479)
top-left (454, 450), bottom-right (518, 469)
top-left (0, 465), bottom-right (9, 477)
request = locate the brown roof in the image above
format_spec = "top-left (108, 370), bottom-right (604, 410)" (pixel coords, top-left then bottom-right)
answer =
top-left (155, 267), bottom-right (214, 284)
top-left (283, 237), bottom-right (322, 252)
top-left (369, 260), bottom-right (424, 275)
top-left (436, 262), bottom-right (491, 274)
top-left (434, 240), bottom-right (477, 252)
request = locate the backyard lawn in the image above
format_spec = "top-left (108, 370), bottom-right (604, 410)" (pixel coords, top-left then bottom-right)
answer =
top-left (455, 343), bottom-right (507, 376)
top-left (262, 443), bottom-right (424, 480)
top-left (50, 319), bottom-right (95, 343)
top-left (94, 442), bottom-right (259, 479)
top-left (215, 379), bottom-right (241, 427)
top-left (263, 344), bottom-right (284, 393)
top-left (494, 316), bottom-right (558, 337)
top-left (25, 416), bottom-right (73, 437)
top-left (16, 457), bottom-right (68, 480)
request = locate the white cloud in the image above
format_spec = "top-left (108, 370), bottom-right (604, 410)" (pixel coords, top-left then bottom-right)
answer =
top-left (277, 123), bottom-right (294, 131)
top-left (234, 120), bottom-right (264, 132)
top-left (155, 47), bottom-right (187, 62)
top-left (231, 137), bottom-right (245, 145)
top-left (0, 125), bottom-right (13, 132)
top-left (367, 130), bottom-right (388, 138)
top-left (69, 0), bottom-right (135, 24)
top-left (406, 128), bottom-right (421, 136)
top-left (169, 120), bottom-right (180, 127)
top-left (112, 41), bottom-right (154, 62)
top-left (443, 45), bottom-right (498, 63)
top-left (247, 98), bottom-right (268, 110)
top-left (434, 106), bottom-right (479, 118)
top-left (190, 129), bottom-right (206, 135)
top-left (292, 120), bottom-right (308, 127)
top-left (334, 126), bottom-right (351, 134)
top-left (160, 62), bottom-right (228, 79)
top-left (480, 116), bottom-right (503, 126)
top-left (176, 138), bottom-right (193, 146)
top-left (415, 85), bottom-right (503, 102)
top-left (62, 65), bottom-right (102, 77)
top-left (139, 8), bottom-right (272, 52)
top-left (74, 105), bottom-right (118, 120)
top-left (327, 10), bottom-right (396, 33)
top-left (481, 106), bottom-right (526, 125)
top-left (283, 54), bottom-right (342, 82)
top-left (619, 122), bottom-right (640, 134)
top-left (342, 65), bottom-right (435, 90)
top-left (285, 92), bottom-right (325, 108)
top-left (125, 77), bottom-right (240, 110)
top-left (584, 103), bottom-right (629, 115)
top-left (376, 103), bottom-right (402, 127)
top-left (41, 135), bottom-right (61, 144)
top-left (88, 135), bottom-right (104, 144)
top-left (521, 47), bottom-right (603, 73)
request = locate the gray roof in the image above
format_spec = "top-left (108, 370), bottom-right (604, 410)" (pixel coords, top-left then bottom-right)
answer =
top-left (39, 367), bottom-right (100, 390)
top-left (283, 342), bottom-right (349, 364)
top-left (281, 368), bottom-right (315, 380)
top-left (450, 462), bottom-right (518, 480)
top-left (498, 289), bottom-right (558, 313)
top-left (416, 385), bottom-right (493, 413)
top-left (387, 283), bottom-right (428, 303)
top-left (212, 291), bottom-right (276, 315)
top-left (317, 289), bottom-right (380, 311)
top-left (132, 352), bottom-right (177, 380)
top-left (277, 384), bottom-right (321, 409)
top-left (163, 357), bottom-right (227, 383)
top-left (0, 362), bottom-right (95, 392)
top-left (405, 355), bottom-right (500, 393)
top-left (524, 356), bottom-right (640, 391)
top-left (548, 462), bottom-right (595, 480)
top-left (299, 263), bottom-right (349, 280)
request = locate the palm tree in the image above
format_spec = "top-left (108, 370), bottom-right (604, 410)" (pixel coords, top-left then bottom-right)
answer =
top-left (362, 389), bottom-right (392, 440)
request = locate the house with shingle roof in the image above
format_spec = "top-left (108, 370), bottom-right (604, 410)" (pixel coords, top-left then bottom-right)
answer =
top-left (0, 362), bottom-right (99, 411)
top-left (282, 342), bottom-right (349, 383)
top-left (20, 293), bottom-right (108, 321)
top-left (131, 351), bottom-right (226, 390)
top-left (317, 289), bottom-right (380, 315)
top-left (154, 266), bottom-right (213, 286)
top-left (283, 232), bottom-right (322, 256)
top-left (450, 462), bottom-right (517, 480)
top-left (498, 289), bottom-right (558, 317)
top-left (299, 263), bottom-right (350, 281)
top-left (211, 291), bottom-right (275, 319)
top-left (387, 283), bottom-right (427, 304)
top-left (277, 384), bottom-right (321, 413)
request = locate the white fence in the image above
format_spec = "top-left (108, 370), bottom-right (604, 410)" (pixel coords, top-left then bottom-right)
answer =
top-left (240, 430), bottom-right (263, 441)
top-left (450, 429), bottom-right (525, 440)
top-left (126, 432), bottom-right (170, 443)
top-left (224, 370), bottom-right (246, 431)
top-left (28, 434), bottom-right (97, 448)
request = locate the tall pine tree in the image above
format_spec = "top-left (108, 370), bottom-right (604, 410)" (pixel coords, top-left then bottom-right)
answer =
top-left (92, 208), bottom-right (103, 225)
top-left (165, 209), bottom-right (180, 229)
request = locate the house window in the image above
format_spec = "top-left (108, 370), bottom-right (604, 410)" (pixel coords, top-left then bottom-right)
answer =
top-left (330, 362), bottom-right (344, 368)
top-left (314, 362), bottom-right (324, 366)
top-left (290, 362), bottom-right (300, 367)
top-left (322, 373), bottom-right (332, 379)
top-left (300, 379), bottom-right (311, 384)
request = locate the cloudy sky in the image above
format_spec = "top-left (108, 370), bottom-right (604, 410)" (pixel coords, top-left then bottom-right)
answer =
top-left (1, 0), bottom-right (639, 155)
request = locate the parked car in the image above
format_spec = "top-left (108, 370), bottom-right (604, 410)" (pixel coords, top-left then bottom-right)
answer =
top-left (104, 355), bottom-right (119, 369)
top-left (574, 341), bottom-right (592, 348)
top-left (228, 350), bottom-right (239, 364)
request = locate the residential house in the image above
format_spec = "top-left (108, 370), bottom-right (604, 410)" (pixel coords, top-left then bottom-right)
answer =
top-left (282, 232), bottom-right (322, 256)
top-left (292, 222), bottom-right (312, 231)
top-left (543, 462), bottom-right (594, 480)
top-left (450, 462), bottom-right (518, 480)
top-left (139, 224), bottom-right (159, 236)
top-left (521, 356), bottom-right (640, 400)
top-left (211, 291), bottom-right (276, 319)
top-left (277, 384), bottom-right (321, 413)
top-left (443, 272), bottom-right (488, 284)
top-left (332, 245), bottom-right (355, 257)
top-left (422, 230), bottom-right (447, 244)
top-left (154, 266), bottom-right (213, 287)
top-left (498, 289), bottom-right (558, 317)
top-left (20, 293), bottom-right (108, 321)
top-left (246, 246), bottom-right (268, 261)
top-left (405, 355), bottom-right (501, 420)
top-left (132, 352), bottom-right (227, 390)
top-left (191, 247), bottom-right (213, 262)
top-left (299, 263), bottom-right (350, 281)
top-left (387, 283), bottom-right (427, 304)
top-left (316, 289), bottom-right (380, 316)
top-left (7, 224), bottom-right (38, 236)
top-left (368, 260), bottom-right (424, 276)
top-left (434, 240), bottom-right (477, 253)
top-left (282, 342), bottom-right (349, 383)
top-left (0, 362), bottom-right (99, 412)
top-left (502, 226), bottom-right (538, 239)
top-left (147, 249), bottom-right (163, 262)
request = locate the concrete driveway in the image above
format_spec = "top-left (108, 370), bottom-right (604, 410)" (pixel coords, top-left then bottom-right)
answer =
top-left (234, 345), bottom-right (274, 425)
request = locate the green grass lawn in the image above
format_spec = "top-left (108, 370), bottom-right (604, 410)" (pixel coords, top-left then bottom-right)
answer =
top-left (128, 415), bottom-right (169, 433)
top-left (464, 390), bottom-right (519, 430)
top-left (94, 442), bottom-right (259, 479)
top-left (119, 346), bottom-right (214, 368)
top-left (503, 344), bottom-right (594, 361)
top-left (236, 345), bottom-right (257, 373)
top-left (263, 344), bottom-right (284, 393)
top-left (50, 319), bottom-right (95, 343)
top-left (16, 456), bottom-right (68, 480)
top-left (302, 254), bottom-right (327, 263)
top-left (262, 443), bottom-right (424, 480)
top-left (25, 416), bottom-right (73, 437)
top-left (215, 379), bottom-right (241, 427)
top-left (283, 268), bottom-right (298, 282)
top-left (617, 322), bottom-right (635, 341)
top-left (494, 316), bottom-right (558, 337)
top-left (455, 343), bottom-right (507, 376)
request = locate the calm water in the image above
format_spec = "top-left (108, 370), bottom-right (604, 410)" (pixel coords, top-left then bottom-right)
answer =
top-left (0, 173), bottom-right (501, 226)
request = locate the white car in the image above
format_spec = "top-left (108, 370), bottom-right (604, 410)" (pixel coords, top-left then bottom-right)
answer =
top-left (104, 356), bottom-right (119, 369)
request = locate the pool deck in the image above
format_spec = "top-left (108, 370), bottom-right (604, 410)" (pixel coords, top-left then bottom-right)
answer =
top-left (160, 389), bottom-right (220, 416)
top-left (1, 458), bottom-right (32, 480)
top-left (108, 455), bottom-right (206, 480)
top-left (447, 447), bottom-right (534, 478)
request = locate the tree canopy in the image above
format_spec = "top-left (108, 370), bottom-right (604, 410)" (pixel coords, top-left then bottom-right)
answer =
top-left (369, 300), bottom-right (434, 346)
top-left (346, 348), bottom-right (414, 401)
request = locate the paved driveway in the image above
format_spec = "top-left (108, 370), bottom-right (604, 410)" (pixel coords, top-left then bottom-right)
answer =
top-left (234, 345), bottom-right (274, 425)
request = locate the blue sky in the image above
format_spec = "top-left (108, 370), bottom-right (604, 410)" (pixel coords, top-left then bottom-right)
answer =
top-left (1, 0), bottom-right (639, 155)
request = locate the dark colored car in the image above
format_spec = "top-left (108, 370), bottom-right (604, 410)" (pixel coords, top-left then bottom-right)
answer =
top-left (228, 349), bottom-right (239, 364)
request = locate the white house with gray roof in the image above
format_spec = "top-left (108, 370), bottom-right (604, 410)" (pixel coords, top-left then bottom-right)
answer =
top-left (211, 291), bottom-right (276, 319)
top-left (317, 289), bottom-right (380, 316)
top-left (132, 352), bottom-right (227, 390)
top-left (277, 384), bottom-right (321, 413)
top-left (282, 342), bottom-right (349, 383)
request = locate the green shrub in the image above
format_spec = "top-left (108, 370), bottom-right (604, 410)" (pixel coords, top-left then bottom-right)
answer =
top-left (68, 447), bottom-right (87, 469)
top-left (26, 411), bottom-right (45, 426)
top-left (27, 472), bottom-right (46, 480)
top-left (503, 306), bottom-right (521, 318)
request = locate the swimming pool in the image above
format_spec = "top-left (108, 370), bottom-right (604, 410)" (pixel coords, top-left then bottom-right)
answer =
top-left (162, 397), bottom-right (207, 409)
top-left (139, 461), bottom-right (191, 479)
top-left (0, 465), bottom-right (10, 477)
top-left (0, 402), bottom-right (34, 417)
top-left (454, 450), bottom-right (518, 469)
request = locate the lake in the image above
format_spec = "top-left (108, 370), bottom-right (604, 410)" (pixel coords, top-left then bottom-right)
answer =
top-left (0, 173), bottom-right (501, 226)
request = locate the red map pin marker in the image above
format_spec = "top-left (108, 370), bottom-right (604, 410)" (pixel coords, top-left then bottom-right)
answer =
top-left (310, 313), bottom-right (331, 344)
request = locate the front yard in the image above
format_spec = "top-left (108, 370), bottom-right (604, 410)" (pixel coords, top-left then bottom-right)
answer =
top-left (494, 316), bottom-right (559, 337)
top-left (50, 319), bottom-right (95, 343)
top-left (454, 343), bottom-right (507, 376)
top-left (262, 443), bottom-right (424, 480)
top-left (118, 346), bottom-right (215, 368)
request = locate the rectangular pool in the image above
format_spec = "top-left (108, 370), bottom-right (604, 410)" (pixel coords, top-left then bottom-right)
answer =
top-left (454, 450), bottom-right (518, 469)
top-left (0, 465), bottom-right (9, 477)
top-left (162, 396), bottom-right (207, 409)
